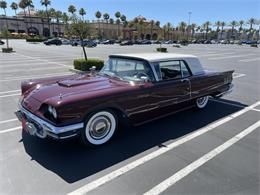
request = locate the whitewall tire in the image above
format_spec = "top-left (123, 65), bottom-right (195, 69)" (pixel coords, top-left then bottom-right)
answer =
top-left (81, 110), bottom-right (117, 146)
top-left (196, 96), bottom-right (209, 109)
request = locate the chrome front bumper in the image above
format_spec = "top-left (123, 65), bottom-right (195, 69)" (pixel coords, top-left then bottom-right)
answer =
top-left (15, 105), bottom-right (84, 139)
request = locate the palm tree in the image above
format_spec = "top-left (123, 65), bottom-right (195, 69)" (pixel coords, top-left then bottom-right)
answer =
top-left (62, 12), bottom-right (69, 37)
top-left (179, 21), bottom-right (187, 38)
top-left (203, 21), bottom-right (211, 39)
top-left (24, 0), bottom-right (34, 29)
top-left (191, 23), bottom-right (197, 39)
top-left (247, 18), bottom-right (256, 39)
top-left (220, 22), bottom-right (225, 39)
top-left (103, 13), bottom-right (110, 39)
top-left (0, 0), bottom-right (9, 48)
top-left (48, 8), bottom-right (56, 35)
top-left (115, 11), bottom-right (121, 38)
top-left (54, 10), bottom-right (62, 36)
top-left (229, 20), bottom-right (238, 39)
top-left (109, 18), bottom-right (114, 24)
top-left (238, 20), bottom-right (244, 40)
top-left (10, 2), bottom-right (19, 33)
top-left (166, 22), bottom-right (172, 40)
top-left (95, 11), bottom-right (102, 38)
top-left (68, 5), bottom-right (76, 15)
top-left (40, 0), bottom-right (51, 36)
top-left (155, 21), bottom-right (160, 27)
top-left (79, 8), bottom-right (86, 20)
top-left (120, 14), bottom-right (126, 39)
top-left (215, 21), bottom-right (221, 39)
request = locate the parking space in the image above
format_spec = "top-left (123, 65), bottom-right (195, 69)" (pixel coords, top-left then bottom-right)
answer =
top-left (0, 40), bottom-right (259, 194)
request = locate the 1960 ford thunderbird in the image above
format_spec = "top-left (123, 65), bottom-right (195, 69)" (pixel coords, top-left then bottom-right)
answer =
top-left (15, 53), bottom-right (234, 146)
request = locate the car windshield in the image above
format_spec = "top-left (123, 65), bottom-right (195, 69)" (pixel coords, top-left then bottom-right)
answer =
top-left (99, 58), bottom-right (155, 82)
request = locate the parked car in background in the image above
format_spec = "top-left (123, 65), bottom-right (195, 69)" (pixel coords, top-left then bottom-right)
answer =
top-left (43, 38), bottom-right (62, 45)
top-left (151, 40), bottom-right (161, 44)
top-left (246, 40), bottom-right (257, 45)
top-left (71, 39), bottom-right (97, 47)
top-left (15, 53), bottom-right (234, 146)
top-left (141, 40), bottom-right (152, 44)
top-left (60, 38), bottom-right (71, 45)
top-left (0, 39), bottom-right (4, 45)
top-left (120, 40), bottom-right (134, 46)
top-left (101, 40), bottom-right (115, 44)
top-left (220, 40), bottom-right (230, 44)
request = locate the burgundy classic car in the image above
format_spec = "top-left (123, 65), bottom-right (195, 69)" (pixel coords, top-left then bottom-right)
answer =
top-left (15, 53), bottom-right (234, 146)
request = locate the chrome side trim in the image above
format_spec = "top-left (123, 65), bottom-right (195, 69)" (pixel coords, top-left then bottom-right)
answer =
top-left (19, 106), bottom-right (84, 134)
top-left (215, 84), bottom-right (234, 98)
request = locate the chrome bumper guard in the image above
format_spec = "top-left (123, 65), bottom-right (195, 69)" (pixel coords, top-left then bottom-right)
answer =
top-left (15, 104), bottom-right (84, 139)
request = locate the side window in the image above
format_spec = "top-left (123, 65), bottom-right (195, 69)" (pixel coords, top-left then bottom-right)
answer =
top-left (159, 61), bottom-right (182, 80)
top-left (180, 61), bottom-right (191, 78)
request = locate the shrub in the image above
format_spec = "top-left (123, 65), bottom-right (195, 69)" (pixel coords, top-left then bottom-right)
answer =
top-left (251, 44), bottom-right (258, 48)
top-left (156, 47), bottom-right (168, 52)
top-left (2, 47), bottom-right (13, 53)
top-left (73, 58), bottom-right (104, 71)
top-left (26, 38), bottom-right (47, 42)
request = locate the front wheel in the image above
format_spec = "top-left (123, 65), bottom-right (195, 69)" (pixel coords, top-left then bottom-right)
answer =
top-left (81, 110), bottom-right (118, 146)
top-left (195, 96), bottom-right (209, 109)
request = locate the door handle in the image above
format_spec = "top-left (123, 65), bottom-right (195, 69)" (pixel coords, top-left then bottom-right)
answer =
top-left (181, 78), bottom-right (189, 82)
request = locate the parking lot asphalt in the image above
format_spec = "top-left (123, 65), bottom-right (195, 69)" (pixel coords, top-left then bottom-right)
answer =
top-left (0, 40), bottom-right (259, 195)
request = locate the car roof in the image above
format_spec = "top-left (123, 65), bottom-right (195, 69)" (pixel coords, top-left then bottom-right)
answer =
top-left (109, 53), bottom-right (197, 62)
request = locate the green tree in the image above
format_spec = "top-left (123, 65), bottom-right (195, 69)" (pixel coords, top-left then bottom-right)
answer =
top-left (95, 11), bottom-right (102, 38)
top-left (203, 21), bottom-right (211, 39)
top-left (103, 13), bottom-right (109, 38)
top-left (191, 23), bottom-right (197, 39)
top-left (24, 0), bottom-right (34, 29)
top-left (0, 0), bottom-right (9, 48)
top-left (109, 18), bottom-right (114, 24)
top-left (54, 10), bottom-right (62, 36)
top-left (179, 21), bottom-right (187, 37)
top-left (10, 2), bottom-right (19, 32)
top-left (70, 18), bottom-right (92, 60)
top-left (40, 0), bottom-right (51, 36)
top-left (229, 20), bottom-right (238, 39)
top-left (68, 5), bottom-right (76, 15)
top-left (215, 21), bottom-right (221, 39)
top-left (18, 0), bottom-right (28, 33)
top-left (115, 11), bottom-right (121, 38)
top-left (247, 18), bottom-right (256, 39)
top-left (150, 20), bottom-right (154, 40)
top-left (79, 8), bottom-right (86, 20)
top-left (220, 21), bottom-right (225, 39)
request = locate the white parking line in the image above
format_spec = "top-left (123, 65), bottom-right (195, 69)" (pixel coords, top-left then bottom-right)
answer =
top-left (13, 53), bottom-right (71, 67)
top-left (239, 57), bottom-right (260, 62)
top-left (0, 93), bottom-right (20, 98)
top-left (0, 126), bottom-right (21, 134)
top-left (0, 89), bottom-right (20, 95)
top-left (233, 73), bottom-right (246, 79)
top-left (199, 52), bottom-right (235, 57)
top-left (67, 100), bottom-right (260, 195)
top-left (143, 120), bottom-right (260, 195)
top-left (0, 66), bottom-right (66, 74)
top-left (208, 54), bottom-right (257, 60)
top-left (0, 118), bottom-right (18, 124)
top-left (0, 72), bottom-right (72, 82)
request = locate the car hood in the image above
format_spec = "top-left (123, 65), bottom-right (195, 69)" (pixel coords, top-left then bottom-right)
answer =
top-left (24, 74), bottom-right (122, 105)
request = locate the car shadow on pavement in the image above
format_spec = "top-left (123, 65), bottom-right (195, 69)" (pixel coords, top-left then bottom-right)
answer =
top-left (22, 99), bottom-right (247, 183)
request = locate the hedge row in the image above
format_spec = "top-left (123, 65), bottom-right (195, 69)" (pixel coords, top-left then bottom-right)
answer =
top-left (156, 47), bottom-right (168, 52)
top-left (2, 47), bottom-right (13, 53)
top-left (26, 38), bottom-right (47, 42)
top-left (73, 58), bottom-right (104, 71)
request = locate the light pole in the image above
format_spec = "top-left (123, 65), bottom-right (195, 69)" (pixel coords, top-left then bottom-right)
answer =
top-left (188, 11), bottom-right (192, 41)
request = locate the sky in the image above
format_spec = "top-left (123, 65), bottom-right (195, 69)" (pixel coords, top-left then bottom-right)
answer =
top-left (3, 0), bottom-right (260, 27)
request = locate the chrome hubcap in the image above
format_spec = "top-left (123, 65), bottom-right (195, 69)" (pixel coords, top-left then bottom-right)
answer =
top-left (89, 116), bottom-right (111, 140)
top-left (197, 97), bottom-right (207, 105)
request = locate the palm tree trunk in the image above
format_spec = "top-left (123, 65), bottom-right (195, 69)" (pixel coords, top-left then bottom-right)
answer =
top-left (3, 9), bottom-right (9, 48)
top-left (15, 10), bottom-right (19, 33)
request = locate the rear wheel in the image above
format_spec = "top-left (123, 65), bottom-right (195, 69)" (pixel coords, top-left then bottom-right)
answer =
top-left (81, 110), bottom-right (117, 146)
top-left (196, 96), bottom-right (209, 109)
